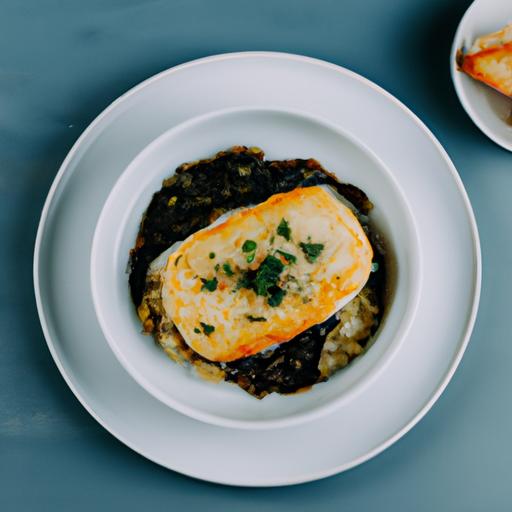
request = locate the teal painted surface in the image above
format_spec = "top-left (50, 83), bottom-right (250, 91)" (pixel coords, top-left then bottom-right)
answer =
top-left (1, 0), bottom-right (509, 509)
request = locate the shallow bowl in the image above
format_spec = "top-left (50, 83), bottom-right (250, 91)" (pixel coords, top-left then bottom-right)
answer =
top-left (91, 106), bottom-right (421, 429)
top-left (451, 0), bottom-right (512, 151)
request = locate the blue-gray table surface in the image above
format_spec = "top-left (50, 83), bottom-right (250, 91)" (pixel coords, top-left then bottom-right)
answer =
top-left (1, 0), bottom-right (510, 509)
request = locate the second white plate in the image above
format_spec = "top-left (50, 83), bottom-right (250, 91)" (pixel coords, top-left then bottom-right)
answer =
top-left (34, 52), bottom-right (481, 486)
top-left (451, 0), bottom-right (512, 151)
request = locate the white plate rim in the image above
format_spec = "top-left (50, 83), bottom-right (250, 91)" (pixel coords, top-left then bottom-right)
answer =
top-left (33, 51), bottom-right (481, 486)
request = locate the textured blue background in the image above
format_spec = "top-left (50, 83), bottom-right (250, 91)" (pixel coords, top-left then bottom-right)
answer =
top-left (1, 0), bottom-right (510, 509)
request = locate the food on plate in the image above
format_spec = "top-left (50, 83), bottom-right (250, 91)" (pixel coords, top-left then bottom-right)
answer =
top-left (129, 146), bottom-right (388, 398)
top-left (158, 186), bottom-right (372, 362)
top-left (457, 24), bottom-right (512, 97)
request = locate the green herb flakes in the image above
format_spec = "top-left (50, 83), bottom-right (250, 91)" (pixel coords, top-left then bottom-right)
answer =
top-left (277, 218), bottom-right (291, 241)
top-left (222, 263), bottom-right (234, 276)
top-left (236, 272), bottom-right (252, 290)
top-left (276, 249), bottom-right (297, 264)
top-left (242, 240), bottom-right (257, 253)
top-left (200, 277), bottom-right (218, 292)
top-left (246, 315), bottom-right (267, 322)
top-left (193, 327), bottom-right (201, 334)
top-left (254, 255), bottom-right (284, 296)
top-left (209, 252), bottom-right (215, 259)
top-left (200, 322), bottom-right (215, 335)
top-left (234, 256), bottom-right (287, 307)
top-left (268, 287), bottom-right (286, 307)
top-left (299, 242), bottom-right (325, 263)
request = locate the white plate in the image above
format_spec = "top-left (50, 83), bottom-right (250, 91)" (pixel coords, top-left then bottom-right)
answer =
top-left (34, 52), bottom-right (481, 486)
top-left (91, 106), bottom-right (421, 430)
top-left (451, 0), bottom-right (512, 151)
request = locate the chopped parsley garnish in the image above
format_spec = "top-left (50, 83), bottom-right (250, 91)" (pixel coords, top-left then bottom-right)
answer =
top-left (200, 322), bottom-right (215, 335)
top-left (242, 240), bottom-right (257, 253)
top-left (193, 327), bottom-right (201, 334)
top-left (246, 315), bottom-right (267, 322)
top-left (209, 252), bottom-right (215, 259)
top-left (246, 252), bottom-right (255, 264)
top-left (234, 256), bottom-right (287, 307)
top-left (214, 263), bottom-right (220, 272)
top-left (277, 218), bottom-right (291, 241)
top-left (253, 255), bottom-right (284, 296)
top-left (236, 272), bottom-right (252, 290)
top-left (299, 242), bottom-right (325, 263)
top-left (267, 287), bottom-right (286, 307)
top-left (174, 255), bottom-right (182, 266)
top-left (200, 277), bottom-right (218, 292)
top-left (276, 249), bottom-right (297, 264)
top-left (222, 263), bottom-right (234, 276)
